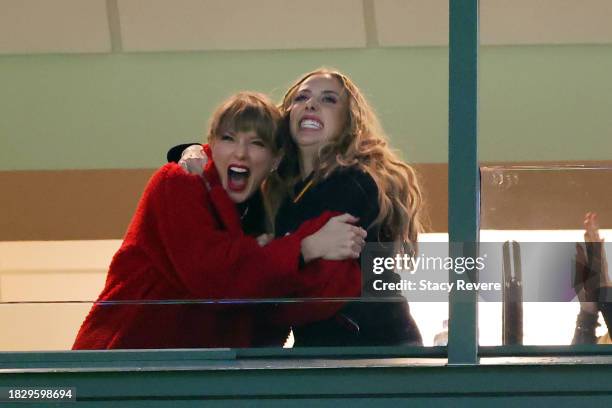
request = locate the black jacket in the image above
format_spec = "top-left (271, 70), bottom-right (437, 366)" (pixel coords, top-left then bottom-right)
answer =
top-left (276, 167), bottom-right (423, 346)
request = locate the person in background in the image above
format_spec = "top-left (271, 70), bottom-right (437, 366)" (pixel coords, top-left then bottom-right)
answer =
top-left (73, 92), bottom-right (366, 350)
top-left (573, 212), bottom-right (612, 344)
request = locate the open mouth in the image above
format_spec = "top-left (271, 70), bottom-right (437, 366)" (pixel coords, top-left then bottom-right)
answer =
top-left (227, 165), bottom-right (250, 192)
top-left (299, 118), bottom-right (323, 130)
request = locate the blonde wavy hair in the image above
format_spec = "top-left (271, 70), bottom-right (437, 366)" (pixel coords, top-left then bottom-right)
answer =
top-left (274, 68), bottom-right (426, 245)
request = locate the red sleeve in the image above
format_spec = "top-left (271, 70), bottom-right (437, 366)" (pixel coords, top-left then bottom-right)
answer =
top-left (266, 171), bottom-right (377, 327)
top-left (144, 163), bottom-right (320, 300)
top-left (267, 260), bottom-right (361, 327)
top-left (266, 211), bottom-right (362, 327)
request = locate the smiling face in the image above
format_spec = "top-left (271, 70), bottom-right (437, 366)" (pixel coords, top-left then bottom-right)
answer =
top-left (288, 74), bottom-right (349, 159)
top-left (210, 129), bottom-right (276, 203)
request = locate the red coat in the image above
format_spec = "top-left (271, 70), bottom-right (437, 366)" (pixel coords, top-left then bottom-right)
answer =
top-left (73, 163), bottom-right (360, 349)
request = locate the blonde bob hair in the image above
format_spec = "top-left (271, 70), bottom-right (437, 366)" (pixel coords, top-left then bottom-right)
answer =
top-left (275, 68), bottom-right (425, 244)
top-left (207, 91), bottom-right (282, 155)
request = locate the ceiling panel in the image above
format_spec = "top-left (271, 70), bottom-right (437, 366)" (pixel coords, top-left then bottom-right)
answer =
top-left (118, 0), bottom-right (366, 52)
top-left (1, 1), bottom-right (610, 56)
top-left (481, 0), bottom-right (612, 46)
top-left (0, 0), bottom-right (111, 54)
top-left (375, 0), bottom-right (612, 47)
top-left (375, 0), bottom-right (448, 47)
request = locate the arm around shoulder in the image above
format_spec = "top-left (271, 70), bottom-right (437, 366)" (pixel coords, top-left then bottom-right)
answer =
top-left (144, 164), bottom-right (308, 300)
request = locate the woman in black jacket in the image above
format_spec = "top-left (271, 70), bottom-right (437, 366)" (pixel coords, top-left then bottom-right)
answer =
top-left (269, 68), bottom-right (425, 346)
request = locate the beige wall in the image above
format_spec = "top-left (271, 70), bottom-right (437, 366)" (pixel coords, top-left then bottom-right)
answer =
top-left (0, 240), bottom-right (116, 351)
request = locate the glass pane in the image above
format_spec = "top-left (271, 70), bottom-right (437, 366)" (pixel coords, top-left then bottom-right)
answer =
top-left (479, 1), bottom-right (612, 347)
top-left (480, 166), bottom-right (612, 346)
top-left (0, 239), bottom-right (452, 351)
top-left (0, 1), bottom-right (448, 352)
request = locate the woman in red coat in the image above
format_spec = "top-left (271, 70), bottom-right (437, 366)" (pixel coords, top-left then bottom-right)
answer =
top-left (73, 92), bottom-right (365, 350)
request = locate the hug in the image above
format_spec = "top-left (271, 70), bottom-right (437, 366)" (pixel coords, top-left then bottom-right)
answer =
top-left (73, 68), bottom-right (424, 349)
